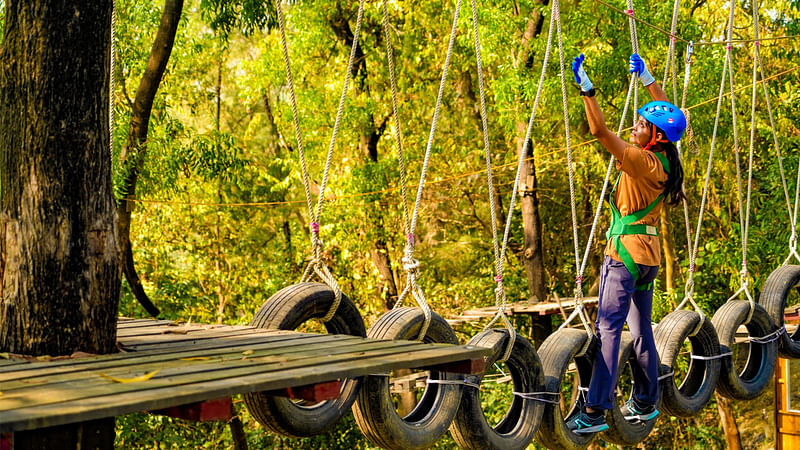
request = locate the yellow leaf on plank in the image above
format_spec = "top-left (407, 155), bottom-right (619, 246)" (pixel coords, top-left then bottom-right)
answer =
top-left (242, 350), bottom-right (254, 356)
top-left (99, 369), bottom-right (160, 383)
top-left (0, 353), bottom-right (9, 359)
top-left (180, 357), bottom-right (211, 361)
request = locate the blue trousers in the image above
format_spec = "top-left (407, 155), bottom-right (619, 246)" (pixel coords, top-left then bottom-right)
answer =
top-left (585, 256), bottom-right (660, 411)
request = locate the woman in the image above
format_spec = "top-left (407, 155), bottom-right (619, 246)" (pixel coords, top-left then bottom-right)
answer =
top-left (566, 53), bottom-right (686, 434)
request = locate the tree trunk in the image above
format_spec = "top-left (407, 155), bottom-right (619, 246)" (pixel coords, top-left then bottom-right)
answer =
top-left (716, 393), bottom-right (743, 450)
top-left (0, 1), bottom-right (119, 445)
top-left (0, 0), bottom-right (120, 356)
top-left (518, 140), bottom-right (547, 303)
top-left (117, 0), bottom-right (184, 318)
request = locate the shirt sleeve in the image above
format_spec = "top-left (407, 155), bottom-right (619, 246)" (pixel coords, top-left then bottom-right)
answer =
top-left (618, 145), bottom-right (665, 179)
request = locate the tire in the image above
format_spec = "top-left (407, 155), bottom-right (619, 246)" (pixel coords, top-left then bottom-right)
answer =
top-left (352, 307), bottom-right (462, 450)
top-left (711, 300), bottom-right (778, 400)
top-left (534, 328), bottom-right (598, 450)
top-left (758, 264), bottom-right (800, 358)
top-left (601, 332), bottom-right (661, 446)
top-left (449, 329), bottom-right (545, 450)
top-left (243, 282), bottom-right (366, 437)
top-left (654, 309), bottom-right (721, 417)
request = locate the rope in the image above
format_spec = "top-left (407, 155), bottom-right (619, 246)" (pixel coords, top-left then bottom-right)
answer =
top-left (552, 0), bottom-right (593, 343)
top-left (690, 352), bottom-right (732, 361)
top-left (658, 371), bottom-right (674, 381)
top-left (426, 378), bottom-right (481, 390)
top-left (109, 0), bottom-right (116, 161)
top-left (719, 0), bottom-right (755, 323)
top-left (132, 64), bottom-right (797, 210)
top-left (661, 0), bottom-right (681, 102)
top-left (678, 8), bottom-right (739, 325)
top-left (275, 0), bottom-right (366, 322)
top-left (392, 0), bottom-right (463, 341)
top-left (381, 0), bottom-right (432, 340)
top-left (626, 0), bottom-right (639, 121)
top-left (470, 0), bottom-right (527, 361)
top-left (749, 11), bottom-right (800, 266)
top-left (749, 327), bottom-right (785, 344)
top-left (557, 0), bottom-right (638, 344)
top-left (593, 0), bottom-right (800, 47)
top-left (513, 391), bottom-right (562, 404)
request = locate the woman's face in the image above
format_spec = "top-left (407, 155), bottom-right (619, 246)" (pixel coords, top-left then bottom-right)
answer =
top-left (630, 116), bottom-right (652, 147)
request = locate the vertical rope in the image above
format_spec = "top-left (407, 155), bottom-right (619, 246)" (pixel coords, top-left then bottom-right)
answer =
top-left (483, 0), bottom-right (556, 361)
top-left (470, 0), bottom-right (515, 359)
top-left (274, 0), bottom-right (366, 322)
top-left (313, 0), bottom-right (366, 234)
top-left (381, 0), bottom-right (411, 242)
top-left (392, 0), bottom-right (463, 339)
top-left (626, 0), bottom-right (639, 123)
top-left (109, 0), bottom-right (116, 160)
top-left (677, 12), bottom-right (736, 323)
top-left (662, 0), bottom-right (681, 102)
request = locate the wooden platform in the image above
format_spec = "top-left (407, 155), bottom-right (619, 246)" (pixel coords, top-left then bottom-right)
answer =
top-left (447, 297), bottom-right (599, 326)
top-left (0, 318), bottom-right (491, 433)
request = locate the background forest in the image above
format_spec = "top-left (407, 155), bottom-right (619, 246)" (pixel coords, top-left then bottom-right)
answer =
top-left (3, 0), bottom-right (800, 447)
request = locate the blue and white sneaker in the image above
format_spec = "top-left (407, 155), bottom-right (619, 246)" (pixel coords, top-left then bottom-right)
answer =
top-left (620, 399), bottom-right (659, 422)
top-left (566, 411), bottom-right (609, 434)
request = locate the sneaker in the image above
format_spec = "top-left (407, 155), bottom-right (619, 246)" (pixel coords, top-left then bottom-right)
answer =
top-left (620, 399), bottom-right (659, 422)
top-left (566, 410), bottom-right (609, 434)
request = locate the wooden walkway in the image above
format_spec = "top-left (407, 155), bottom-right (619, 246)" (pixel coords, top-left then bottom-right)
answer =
top-left (447, 297), bottom-right (599, 326)
top-left (0, 318), bottom-right (491, 433)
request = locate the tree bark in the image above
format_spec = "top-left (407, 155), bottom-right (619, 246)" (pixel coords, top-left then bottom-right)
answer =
top-left (117, 0), bottom-right (184, 318)
top-left (716, 392), bottom-right (743, 450)
top-left (1, 1), bottom-right (119, 445)
top-left (0, 0), bottom-right (120, 356)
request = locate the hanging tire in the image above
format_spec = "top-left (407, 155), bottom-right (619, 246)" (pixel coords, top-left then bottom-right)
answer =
top-left (600, 331), bottom-right (661, 446)
top-left (758, 264), bottom-right (800, 358)
top-left (534, 327), bottom-right (597, 450)
top-left (352, 307), bottom-right (463, 450)
top-left (449, 329), bottom-right (545, 450)
top-left (243, 282), bottom-right (366, 437)
top-left (654, 309), bottom-right (721, 417)
top-left (711, 300), bottom-right (778, 399)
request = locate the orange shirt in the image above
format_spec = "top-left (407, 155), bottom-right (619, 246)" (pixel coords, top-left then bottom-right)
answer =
top-left (604, 145), bottom-right (669, 267)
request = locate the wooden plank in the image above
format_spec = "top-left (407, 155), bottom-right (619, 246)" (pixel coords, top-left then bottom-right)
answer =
top-left (118, 327), bottom-right (269, 347)
top-left (0, 340), bottom-right (436, 408)
top-left (115, 322), bottom-right (255, 336)
top-left (0, 335), bottom-right (369, 389)
top-left (0, 343), bottom-right (490, 432)
top-left (0, 331), bottom-right (324, 380)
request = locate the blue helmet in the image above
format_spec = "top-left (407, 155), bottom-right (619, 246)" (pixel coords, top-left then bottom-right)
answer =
top-left (637, 101), bottom-right (686, 142)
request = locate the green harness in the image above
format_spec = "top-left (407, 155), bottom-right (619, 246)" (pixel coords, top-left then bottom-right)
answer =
top-left (606, 151), bottom-right (670, 291)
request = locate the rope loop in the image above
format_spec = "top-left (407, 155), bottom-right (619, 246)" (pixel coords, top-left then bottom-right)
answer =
top-left (401, 254), bottom-right (421, 273)
top-left (300, 257), bottom-right (344, 322)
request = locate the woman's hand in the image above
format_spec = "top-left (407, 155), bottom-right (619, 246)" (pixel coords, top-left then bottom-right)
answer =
top-left (572, 53), bottom-right (594, 92)
top-left (629, 53), bottom-right (655, 87)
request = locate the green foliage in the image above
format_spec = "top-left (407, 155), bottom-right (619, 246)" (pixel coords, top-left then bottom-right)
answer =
top-left (112, 0), bottom-right (799, 447)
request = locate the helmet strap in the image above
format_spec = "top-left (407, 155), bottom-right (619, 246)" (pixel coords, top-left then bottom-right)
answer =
top-left (642, 123), bottom-right (669, 151)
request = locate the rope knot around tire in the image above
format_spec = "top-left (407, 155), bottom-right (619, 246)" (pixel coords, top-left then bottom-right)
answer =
top-left (300, 257), bottom-right (343, 323)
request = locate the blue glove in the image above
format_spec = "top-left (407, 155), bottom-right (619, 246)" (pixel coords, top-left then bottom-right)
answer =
top-left (572, 54), bottom-right (593, 92)
top-left (629, 53), bottom-right (655, 87)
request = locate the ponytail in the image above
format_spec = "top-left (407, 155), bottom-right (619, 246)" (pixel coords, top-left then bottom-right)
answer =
top-left (657, 139), bottom-right (685, 205)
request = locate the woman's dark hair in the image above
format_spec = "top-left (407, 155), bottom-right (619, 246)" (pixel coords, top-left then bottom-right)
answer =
top-left (654, 125), bottom-right (685, 205)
